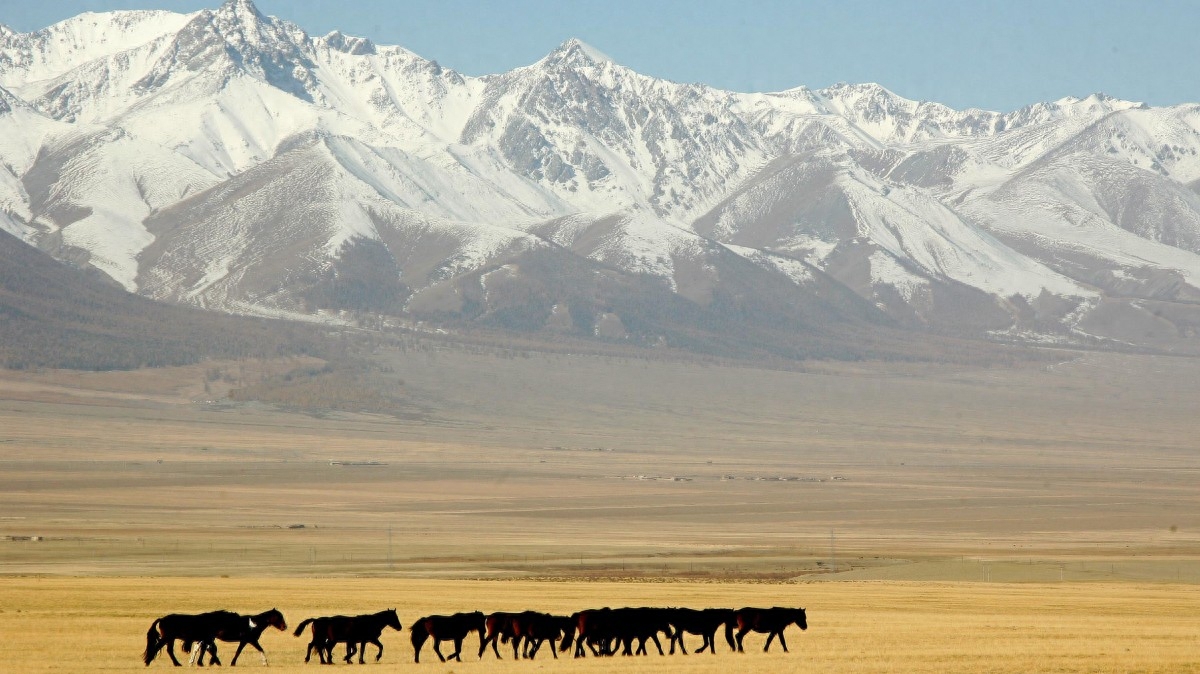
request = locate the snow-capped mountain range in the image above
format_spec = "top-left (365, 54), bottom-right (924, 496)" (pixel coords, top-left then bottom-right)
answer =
top-left (4, 0), bottom-right (1200, 356)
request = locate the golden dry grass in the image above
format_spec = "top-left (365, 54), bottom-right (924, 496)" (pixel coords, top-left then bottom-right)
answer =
top-left (0, 577), bottom-right (1197, 673)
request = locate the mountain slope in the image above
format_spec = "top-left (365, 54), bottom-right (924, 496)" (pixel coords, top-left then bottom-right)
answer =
top-left (0, 228), bottom-right (323, 369)
top-left (3, 0), bottom-right (1200, 357)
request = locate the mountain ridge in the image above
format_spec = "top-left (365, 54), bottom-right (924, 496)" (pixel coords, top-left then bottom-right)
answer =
top-left (3, 0), bottom-right (1200, 358)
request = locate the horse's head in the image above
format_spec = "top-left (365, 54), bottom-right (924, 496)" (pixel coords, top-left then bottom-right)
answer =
top-left (470, 611), bottom-right (486, 633)
top-left (794, 607), bottom-right (807, 631)
top-left (264, 608), bottom-right (287, 631)
top-left (385, 608), bottom-right (403, 631)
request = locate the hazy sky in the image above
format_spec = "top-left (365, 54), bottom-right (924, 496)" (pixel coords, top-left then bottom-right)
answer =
top-left (3, 0), bottom-right (1198, 112)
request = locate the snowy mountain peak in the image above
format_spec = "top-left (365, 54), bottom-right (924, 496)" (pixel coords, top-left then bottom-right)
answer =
top-left (541, 38), bottom-right (615, 68)
top-left (320, 30), bottom-right (376, 55)
top-left (218, 0), bottom-right (266, 21)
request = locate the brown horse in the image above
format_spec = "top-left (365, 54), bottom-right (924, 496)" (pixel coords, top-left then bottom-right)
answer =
top-left (570, 608), bottom-right (614, 658)
top-left (410, 611), bottom-right (485, 663)
top-left (292, 615), bottom-right (344, 664)
top-left (143, 608), bottom-right (287, 666)
top-left (477, 611), bottom-right (520, 659)
top-left (293, 609), bottom-right (402, 664)
top-left (570, 607), bottom-right (672, 657)
top-left (733, 606), bottom-right (807, 653)
top-left (666, 608), bottom-right (737, 654)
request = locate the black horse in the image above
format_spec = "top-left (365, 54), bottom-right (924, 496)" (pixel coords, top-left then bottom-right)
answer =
top-left (293, 610), bottom-right (402, 664)
top-left (410, 611), bottom-right (485, 663)
top-left (666, 607), bottom-right (738, 654)
top-left (733, 606), bottom-right (807, 653)
top-left (609, 607), bottom-right (674, 656)
top-left (143, 608), bottom-right (287, 666)
top-left (513, 611), bottom-right (575, 660)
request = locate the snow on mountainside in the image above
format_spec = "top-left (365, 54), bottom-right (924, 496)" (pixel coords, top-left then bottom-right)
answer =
top-left (3, 0), bottom-right (1200, 356)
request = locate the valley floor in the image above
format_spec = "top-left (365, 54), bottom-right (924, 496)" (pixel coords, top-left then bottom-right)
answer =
top-left (1, 347), bottom-right (1198, 579)
top-left (1, 577), bottom-right (1197, 673)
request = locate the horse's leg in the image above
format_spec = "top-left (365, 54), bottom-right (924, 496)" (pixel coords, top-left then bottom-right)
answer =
top-left (372, 639), bottom-right (383, 662)
top-left (432, 638), bottom-right (447, 663)
top-left (232, 640), bottom-right (268, 666)
top-left (763, 631), bottom-right (776, 653)
top-left (652, 633), bottom-right (666, 656)
top-left (207, 642), bottom-right (222, 666)
top-left (451, 637), bottom-right (464, 661)
top-left (476, 632), bottom-right (491, 659)
top-left (778, 630), bottom-right (789, 653)
top-left (736, 627), bottom-right (749, 653)
top-left (166, 639), bottom-right (183, 667)
top-left (230, 640), bottom-right (249, 666)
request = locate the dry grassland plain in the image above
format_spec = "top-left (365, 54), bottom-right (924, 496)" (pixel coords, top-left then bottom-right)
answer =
top-left (1, 346), bottom-right (1199, 670)
top-left (2, 577), bottom-right (1198, 673)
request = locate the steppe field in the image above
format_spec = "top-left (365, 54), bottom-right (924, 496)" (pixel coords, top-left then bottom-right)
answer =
top-left (2, 577), bottom-right (1199, 673)
top-left (1, 344), bottom-right (1199, 671)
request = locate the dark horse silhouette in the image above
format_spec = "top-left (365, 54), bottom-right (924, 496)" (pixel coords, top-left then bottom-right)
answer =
top-left (570, 607), bottom-right (673, 657)
top-left (410, 611), bottom-right (485, 663)
top-left (477, 611), bottom-right (521, 659)
top-left (610, 607), bottom-right (675, 656)
top-left (570, 608), bottom-right (617, 658)
top-left (292, 615), bottom-right (345, 664)
top-left (666, 607), bottom-right (738, 654)
top-left (512, 611), bottom-right (575, 660)
top-left (733, 606), bottom-right (807, 653)
top-left (142, 608), bottom-right (287, 666)
top-left (292, 609), bottom-right (402, 664)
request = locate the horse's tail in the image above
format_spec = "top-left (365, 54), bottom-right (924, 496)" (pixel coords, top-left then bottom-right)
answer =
top-left (142, 618), bottom-right (162, 666)
top-left (293, 617), bottom-right (316, 637)
top-left (559, 627), bottom-right (575, 653)
top-left (410, 621), bottom-right (428, 663)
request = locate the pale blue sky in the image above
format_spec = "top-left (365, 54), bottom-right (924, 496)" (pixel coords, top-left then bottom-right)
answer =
top-left (2, 0), bottom-right (1198, 112)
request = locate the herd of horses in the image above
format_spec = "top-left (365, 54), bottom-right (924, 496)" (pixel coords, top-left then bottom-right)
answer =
top-left (142, 605), bottom-right (807, 665)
